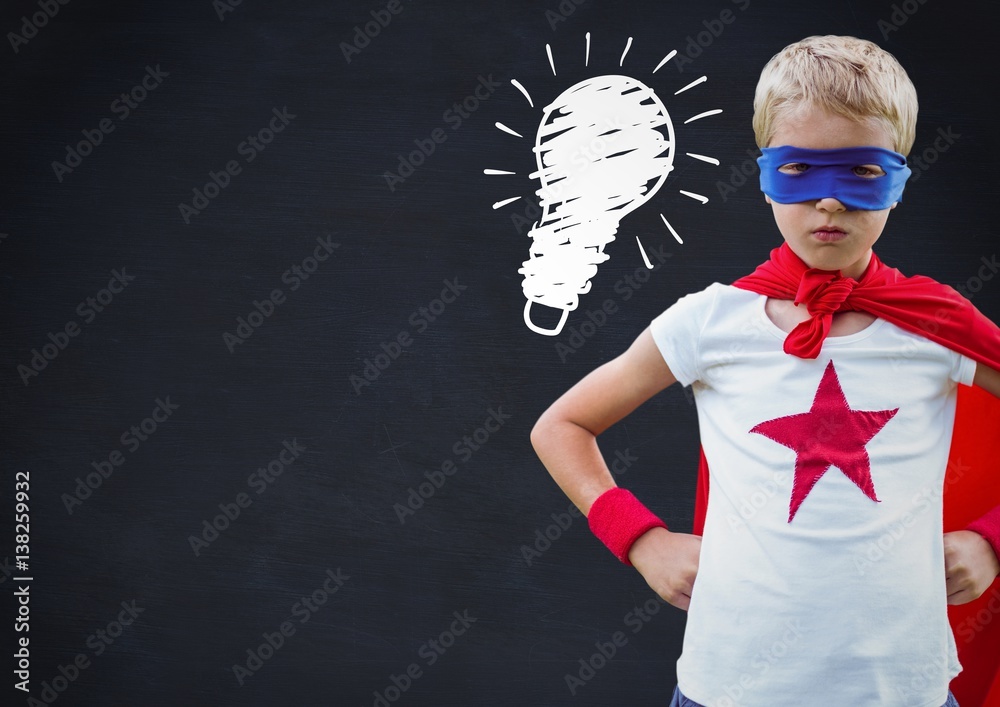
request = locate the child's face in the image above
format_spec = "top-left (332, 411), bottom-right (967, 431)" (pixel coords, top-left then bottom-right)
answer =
top-left (765, 104), bottom-right (898, 279)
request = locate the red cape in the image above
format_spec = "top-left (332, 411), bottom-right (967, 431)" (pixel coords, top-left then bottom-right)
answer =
top-left (691, 244), bottom-right (1000, 706)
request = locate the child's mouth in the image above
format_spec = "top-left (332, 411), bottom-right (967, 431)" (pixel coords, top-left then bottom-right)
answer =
top-left (812, 226), bottom-right (847, 242)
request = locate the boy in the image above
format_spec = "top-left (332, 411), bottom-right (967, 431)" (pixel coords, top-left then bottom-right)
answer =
top-left (530, 36), bottom-right (1000, 706)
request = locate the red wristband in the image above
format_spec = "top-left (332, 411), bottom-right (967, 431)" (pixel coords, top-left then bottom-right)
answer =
top-left (967, 503), bottom-right (1000, 565)
top-left (587, 487), bottom-right (667, 566)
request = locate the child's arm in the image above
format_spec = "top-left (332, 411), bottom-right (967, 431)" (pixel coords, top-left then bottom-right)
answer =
top-left (943, 363), bottom-right (1000, 604)
top-left (973, 362), bottom-right (1000, 399)
top-left (530, 327), bottom-right (702, 610)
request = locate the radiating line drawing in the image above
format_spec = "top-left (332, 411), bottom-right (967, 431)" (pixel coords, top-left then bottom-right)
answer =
top-left (486, 34), bottom-right (722, 336)
top-left (675, 76), bottom-right (707, 95)
top-left (679, 189), bottom-right (709, 203)
top-left (652, 49), bottom-right (678, 73)
top-left (492, 196), bottom-right (521, 209)
top-left (637, 236), bottom-right (654, 268)
top-left (511, 79), bottom-right (534, 107)
top-left (660, 214), bottom-right (683, 244)
top-left (684, 108), bottom-right (723, 124)
top-left (619, 37), bottom-right (633, 66)
top-left (686, 152), bottom-right (720, 165)
top-left (495, 122), bottom-right (523, 138)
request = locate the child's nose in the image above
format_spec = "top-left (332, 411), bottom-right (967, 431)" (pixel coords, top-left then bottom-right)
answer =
top-left (815, 196), bottom-right (846, 212)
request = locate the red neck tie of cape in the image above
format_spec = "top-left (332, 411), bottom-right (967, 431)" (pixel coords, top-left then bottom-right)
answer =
top-left (731, 242), bottom-right (1000, 364)
top-left (689, 243), bottom-right (1000, 705)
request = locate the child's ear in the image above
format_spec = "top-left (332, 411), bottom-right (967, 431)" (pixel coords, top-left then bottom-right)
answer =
top-left (765, 195), bottom-right (772, 205)
top-left (890, 201), bottom-right (898, 210)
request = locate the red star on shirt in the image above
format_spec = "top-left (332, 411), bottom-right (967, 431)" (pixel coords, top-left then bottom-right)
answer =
top-left (750, 360), bottom-right (899, 523)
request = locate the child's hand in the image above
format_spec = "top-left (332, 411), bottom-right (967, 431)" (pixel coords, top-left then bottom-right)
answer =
top-left (943, 530), bottom-right (1000, 604)
top-left (628, 527), bottom-right (702, 611)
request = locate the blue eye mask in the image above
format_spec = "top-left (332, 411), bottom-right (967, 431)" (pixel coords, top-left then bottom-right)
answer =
top-left (757, 145), bottom-right (911, 211)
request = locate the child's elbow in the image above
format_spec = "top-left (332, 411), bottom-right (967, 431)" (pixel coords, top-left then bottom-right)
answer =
top-left (529, 413), bottom-right (550, 455)
top-left (530, 403), bottom-right (567, 455)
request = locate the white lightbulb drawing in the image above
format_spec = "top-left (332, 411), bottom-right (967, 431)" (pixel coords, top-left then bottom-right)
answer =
top-left (487, 34), bottom-right (723, 336)
top-left (520, 75), bottom-right (674, 335)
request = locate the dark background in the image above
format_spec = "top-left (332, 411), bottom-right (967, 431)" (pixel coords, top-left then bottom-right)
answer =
top-left (1, 0), bottom-right (997, 705)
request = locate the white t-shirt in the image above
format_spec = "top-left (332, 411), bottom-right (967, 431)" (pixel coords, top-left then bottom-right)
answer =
top-left (650, 283), bottom-right (977, 707)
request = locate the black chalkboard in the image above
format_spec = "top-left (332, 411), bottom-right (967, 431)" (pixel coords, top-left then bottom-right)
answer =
top-left (2, 0), bottom-right (997, 705)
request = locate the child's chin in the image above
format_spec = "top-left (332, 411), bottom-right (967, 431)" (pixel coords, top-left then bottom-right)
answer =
top-left (793, 244), bottom-right (857, 271)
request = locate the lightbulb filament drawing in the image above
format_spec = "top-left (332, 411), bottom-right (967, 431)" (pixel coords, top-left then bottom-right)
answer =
top-left (488, 34), bottom-right (722, 336)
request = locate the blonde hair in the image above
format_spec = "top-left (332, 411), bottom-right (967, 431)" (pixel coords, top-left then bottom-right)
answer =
top-left (752, 35), bottom-right (918, 155)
